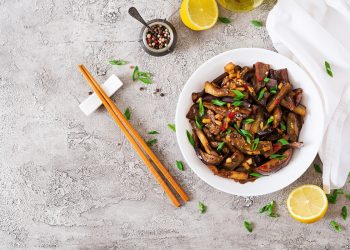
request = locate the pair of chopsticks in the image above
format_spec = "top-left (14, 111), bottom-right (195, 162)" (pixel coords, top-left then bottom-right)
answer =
top-left (78, 65), bottom-right (189, 207)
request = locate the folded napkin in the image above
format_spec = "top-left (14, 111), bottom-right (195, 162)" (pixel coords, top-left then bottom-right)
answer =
top-left (266, 0), bottom-right (350, 193)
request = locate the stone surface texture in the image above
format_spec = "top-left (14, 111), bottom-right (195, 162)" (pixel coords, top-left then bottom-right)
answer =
top-left (0, 0), bottom-right (349, 249)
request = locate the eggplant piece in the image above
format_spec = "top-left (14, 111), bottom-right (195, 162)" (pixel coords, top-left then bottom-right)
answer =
top-left (269, 68), bottom-right (289, 83)
top-left (186, 104), bottom-right (199, 120)
top-left (266, 78), bottom-right (278, 90)
top-left (192, 91), bottom-right (204, 102)
top-left (208, 165), bottom-right (219, 174)
top-left (256, 89), bottom-right (270, 106)
top-left (293, 104), bottom-right (306, 117)
top-left (193, 125), bottom-right (217, 155)
top-left (201, 94), bottom-right (216, 102)
top-left (287, 112), bottom-right (300, 142)
top-left (204, 82), bottom-right (234, 97)
top-left (203, 102), bottom-right (228, 117)
top-left (197, 149), bottom-right (224, 165)
top-left (249, 108), bottom-right (264, 135)
top-left (280, 95), bottom-right (296, 111)
top-left (254, 62), bottom-right (270, 91)
top-left (217, 169), bottom-right (248, 181)
top-left (293, 88), bottom-right (303, 106)
top-left (254, 149), bottom-right (293, 175)
top-left (212, 72), bottom-right (229, 85)
top-left (272, 106), bottom-right (282, 128)
top-left (222, 150), bottom-right (245, 169)
top-left (266, 82), bottom-right (292, 113)
top-left (226, 131), bottom-right (273, 155)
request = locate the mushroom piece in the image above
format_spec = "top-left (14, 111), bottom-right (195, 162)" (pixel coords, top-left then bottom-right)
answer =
top-left (204, 81), bottom-right (235, 97)
top-left (254, 149), bottom-right (293, 175)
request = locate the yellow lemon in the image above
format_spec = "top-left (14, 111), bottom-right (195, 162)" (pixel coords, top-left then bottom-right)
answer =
top-left (180, 0), bottom-right (218, 31)
top-left (287, 185), bottom-right (328, 224)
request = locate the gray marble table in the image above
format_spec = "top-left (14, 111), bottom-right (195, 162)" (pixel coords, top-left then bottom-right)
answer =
top-left (0, 0), bottom-right (348, 249)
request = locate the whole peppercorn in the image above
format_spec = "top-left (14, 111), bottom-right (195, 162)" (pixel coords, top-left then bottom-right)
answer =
top-left (145, 24), bottom-right (171, 50)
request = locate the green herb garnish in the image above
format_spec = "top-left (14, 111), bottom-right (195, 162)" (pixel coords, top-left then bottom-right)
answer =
top-left (146, 139), bottom-right (157, 146)
top-left (199, 202), bottom-right (206, 214)
top-left (226, 128), bottom-right (232, 135)
top-left (259, 200), bottom-right (279, 217)
top-left (314, 164), bottom-right (322, 174)
top-left (240, 129), bottom-right (252, 138)
top-left (243, 220), bottom-right (253, 233)
top-left (232, 89), bottom-right (245, 100)
top-left (327, 189), bottom-right (344, 204)
top-left (270, 84), bottom-right (278, 94)
top-left (167, 124), bottom-right (176, 132)
top-left (132, 66), bottom-right (152, 83)
top-left (266, 116), bottom-right (274, 126)
top-left (132, 66), bottom-right (139, 81)
top-left (199, 98), bottom-right (205, 116)
top-left (325, 61), bottom-right (333, 77)
top-left (139, 76), bottom-right (152, 84)
top-left (250, 172), bottom-right (263, 178)
top-left (186, 130), bottom-right (195, 147)
top-left (280, 121), bottom-right (286, 131)
top-left (257, 88), bottom-right (266, 101)
top-left (341, 206), bottom-right (347, 220)
top-left (251, 20), bottom-right (263, 27)
top-left (264, 77), bottom-right (270, 83)
top-left (148, 130), bottom-right (159, 134)
top-left (218, 16), bottom-right (231, 24)
top-left (244, 118), bottom-right (255, 124)
top-left (217, 142), bottom-right (225, 152)
top-left (233, 101), bottom-right (243, 107)
top-left (195, 115), bottom-right (203, 129)
top-left (211, 99), bottom-right (227, 106)
top-left (176, 160), bottom-right (184, 171)
top-left (270, 154), bottom-right (286, 160)
top-left (278, 138), bottom-right (289, 145)
top-left (109, 59), bottom-right (127, 65)
top-left (124, 107), bottom-right (131, 120)
top-left (252, 138), bottom-right (259, 150)
top-left (330, 221), bottom-right (342, 232)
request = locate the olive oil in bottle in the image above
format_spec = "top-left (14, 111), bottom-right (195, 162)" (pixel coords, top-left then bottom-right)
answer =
top-left (218, 0), bottom-right (264, 12)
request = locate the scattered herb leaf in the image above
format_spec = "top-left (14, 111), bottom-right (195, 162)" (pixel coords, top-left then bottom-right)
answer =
top-left (252, 138), bottom-right (259, 150)
top-left (327, 189), bottom-right (344, 204)
top-left (148, 130), bottom-right (159, 134)
top-left (124, 107), bottom-right (131, 120)
top-left (257, 88), bottom-right (266, 101)
top-left (146, 139), bottom-right (157, 146)
top-left (199, 202), bottom-right (206, 214)
top-left (278, 138), bottom-right (289, 145)
top-left (176, 160), bottom-right (184, 171)
top-left (259, 201), bottom-right (279, 217)
top-left (341, 206), bottom-right (347, 220)
top-left (217, 142), bottom-right (225, 152)
top-left (250, 172), bottom-right (263, 178)
top-left (211, 99), bottom-right (227, 106)
top-left (167, 124), bottom-right (176, 132)
top-left (244, 118), bottom-right (255, 124)
top-left (270, 154), bottom-right (286, 160)
top-left (266, 116), bottom-right (274, 126)
top-left (251, 20), bottom-right (263, 27)
top-left (218, 16), bottom-right (231, 24)
top-left (330, 220), bottom-right (342, 232)
top-left (132, 66), bottom-right (139, 81)
top-left (139, 76), bottom-right (152, 84)
top-left (314, 164), bottom-right (322, 174)
top-left (137, 72), bottom-right (151, 78)
top-left (199, 98), bottom-right (205, 116)
top-left (233, 100), bottom-right (243, 107)
top-left (232, 89), bottom-right (245, 100)
top-left (186, 130), bottom-right (195, 147)
top-left (244, 220), bottom-right (253, 233)
top-left (325, 61), bottom-right (333, 77)
top-left (109, 59), bottom-right (127, 65)
top-left (195, 115), bottom-right (203, 129)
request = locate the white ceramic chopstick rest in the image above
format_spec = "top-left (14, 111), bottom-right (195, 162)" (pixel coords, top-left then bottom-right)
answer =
top-left (79, 74), bottom-right (123, 116)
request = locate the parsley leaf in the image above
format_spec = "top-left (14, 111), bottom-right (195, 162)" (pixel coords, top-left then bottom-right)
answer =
top-left (199, 202), bottom-right (206, 214)
top-left (244, 220), bottom-right (253, 233)
top-left (124, 107), bottom-right (131, 120)
top-left (176, 160), bottom-right (184, 171)
top-left (167, 124), bottom-right (176, 132)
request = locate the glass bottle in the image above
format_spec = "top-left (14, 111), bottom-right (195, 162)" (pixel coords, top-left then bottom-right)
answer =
top-left (217, 0), bottom-right (264, 12)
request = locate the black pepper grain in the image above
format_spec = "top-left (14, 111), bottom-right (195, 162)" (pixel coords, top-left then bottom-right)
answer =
top-left (160, 93), bottom-right (165, 97)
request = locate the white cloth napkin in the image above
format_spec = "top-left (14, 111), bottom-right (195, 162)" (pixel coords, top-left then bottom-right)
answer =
top-left (266, 0), bottom-right (350, 193)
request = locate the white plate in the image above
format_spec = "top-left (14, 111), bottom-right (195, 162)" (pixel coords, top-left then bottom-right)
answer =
top-left (175, 48), bottom-right (324, 196)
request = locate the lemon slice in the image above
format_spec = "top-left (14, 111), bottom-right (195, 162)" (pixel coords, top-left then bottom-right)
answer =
top-left (287, 185), bottom-right (328, 224)
top-left (180, 0), bottom-right (218, 31)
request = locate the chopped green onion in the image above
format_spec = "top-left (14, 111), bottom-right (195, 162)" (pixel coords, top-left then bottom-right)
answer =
top-left (327, 189), bottom-right (344, 204)
top-left (232, 89), bottom-right (245, 100)
top-left (109, 59), bottom-right (127, 65)
top-left (266, 116), bottom-right (274, 126)
top-left (233, 101), bottom-right (243, 107)
top-left (252, 138), bottom-right (259, 150)
top-left (146, 139), bottom-right (157, 146)
top-left (314, 164), bottom-right (322, 173)
top-left (218, 16), bottom-right (231, 24)
top-left (211, 99), bottom-right (227, 106)
top-left (139, 77), bottom-right (152, 84)
top-left (270, 154), bottom-right (286, 160)
top-left (195, 115), bottom-right (203, 129)
top-left (217, 142), bottom-right (225, 152)
top-left (240, 129), bottom-right (252, 138)
top-left (341, 206), bottom-right (347, 220)
top-left (264, 77), bottom-right (270, 83)
top-left (244, 118), bottom-right (255, 124)
top-left (199, 98), bottom-right (205, 116)
top-left (257, 88), bottom-right (266, 101)
top-left (199, 202), bottom-right (206, 214)
top-left (278, 138), bottom-right (289, 145)
top-left (250, 172), bottom-right (263, 178)
top-left (280, 121), bottom-right (286, 131)
top-left (259, 201), bottom-right (279, 217)
top-left (270, 84), bottom-right (278, 94)
top-left (167, 124), bottom-right (176, 132)
top-left (148, 130), bottom-right (159, 134)
top-left (251, 20), bottom-right (263, 27)
top-left (132, 66), bottom-right (139, 81)
top-left (176, 160), bottom-right (184, 171)
top-left (325, 61), bottom-right (333, 77)
top-left (186, 130), bottom-right (195, 147)
top-left (330, 221), bottom-right (342, 232)
top-left (243, 220), bottom-right (253, 233)
top-left (124, 107), bottom-right (131, 120)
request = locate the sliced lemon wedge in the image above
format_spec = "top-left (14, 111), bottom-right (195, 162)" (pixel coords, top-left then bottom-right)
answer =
top-left (180, 0), bottom-right (218, 31)
top-left (287, 185), bottom-right (328, 224)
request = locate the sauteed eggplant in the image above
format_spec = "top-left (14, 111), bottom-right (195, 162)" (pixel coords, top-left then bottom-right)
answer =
top-left (186, 62), bottom-right (306, 183)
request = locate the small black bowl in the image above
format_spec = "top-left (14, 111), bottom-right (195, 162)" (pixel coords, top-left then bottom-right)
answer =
top-left (140, 19), bottom-right (177, 57)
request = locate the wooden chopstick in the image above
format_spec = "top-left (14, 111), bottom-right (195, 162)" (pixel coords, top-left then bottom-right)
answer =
top-left (78, 65), bottom-right (189, 206)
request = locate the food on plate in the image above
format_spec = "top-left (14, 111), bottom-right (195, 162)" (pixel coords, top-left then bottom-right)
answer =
top-left (186, 61), bottom-right (306, 183)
